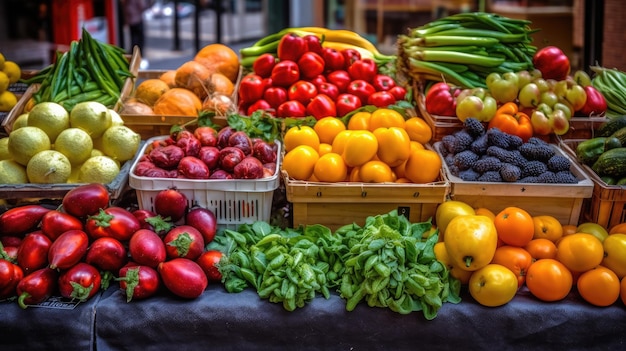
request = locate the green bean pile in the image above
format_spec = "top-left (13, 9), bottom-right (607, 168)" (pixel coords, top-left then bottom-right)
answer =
top-left (397, 12), bottom-right (538, 88)
top-left (210, 210), bottom-right (461, 320)
top-left (22, 28), bottom-right (133, 112)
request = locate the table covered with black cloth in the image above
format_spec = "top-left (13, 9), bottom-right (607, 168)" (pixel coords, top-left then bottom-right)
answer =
top-left (93, 285), bottom-right (626, 351)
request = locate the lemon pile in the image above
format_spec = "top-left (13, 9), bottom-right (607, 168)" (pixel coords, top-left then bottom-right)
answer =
top-left (0, 100), bottom-right (141, 184)
top-left (0, 53), bottom-right (21, 112)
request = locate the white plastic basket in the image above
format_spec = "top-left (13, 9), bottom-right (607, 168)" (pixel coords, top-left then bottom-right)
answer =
top-left (128, 136), bottom-right (281, 229)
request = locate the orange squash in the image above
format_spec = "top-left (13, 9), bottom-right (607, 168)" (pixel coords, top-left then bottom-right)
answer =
top-left (153, 88), bottom-right (202, 116)
top-left (159, 70), bottom-right (177, 88)
top-left (175, 61), bottom-right (212, 99)
top-left (134, 79), bottom-right (170, 107)
top-left (194, 43), bottom-right (240, 83)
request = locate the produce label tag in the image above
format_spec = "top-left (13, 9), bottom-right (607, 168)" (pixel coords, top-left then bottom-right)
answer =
top-left (28, 296), bottom-right (80, 310)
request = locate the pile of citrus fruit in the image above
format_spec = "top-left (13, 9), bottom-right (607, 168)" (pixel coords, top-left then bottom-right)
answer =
top-left (282, 108), bottom-right (439, 184)
top-left (0, 53), bottom-right (21, 112)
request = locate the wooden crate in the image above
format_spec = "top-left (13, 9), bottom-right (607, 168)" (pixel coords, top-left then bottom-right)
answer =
top-left (284, 171), bottom-right (450, 231)
top-left (435, 142), bottom-right (594, 225)
top-left (560, 139), bottom-right (626, 229)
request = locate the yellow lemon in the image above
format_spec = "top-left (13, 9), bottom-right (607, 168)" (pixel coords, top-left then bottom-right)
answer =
top-left (12, 113), bottom-right (28, 131)
top-left (2, 61), bottom-right (21, 84)
top-left (8, 126), bottom-right (51, 166)
top-left (0, 91), bottom-right (17, 112)
top-left (109, 109), bottom-right (124, 126)
top-left (0, 159), bottom-right (28, 184)
top-left (0, 71), bottom-right (9, 93)
top-left (54, 128), bottom-right (93, 165)
top-left (101, 125), bottom-right (141, 162)
top-left (70, 101), bottom-right (112, 139)
top-left (0, 137), bottom-right (10, 160)
top-left (26, 150), bottom-right (71, 184)
top-left (27, 102), bottom-right (70, 142)
top-left (78, 155), bottom-right (120, 184)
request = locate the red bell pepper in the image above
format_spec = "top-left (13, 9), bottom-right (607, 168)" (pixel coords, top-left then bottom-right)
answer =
top-left (341, 48), bottom-right (362, 67)
top-left (263, 86), bottom-right (288, 108)
top-left (346, 79), bottom-right (376, 106)
top-left (16, 267), bottom-right (58, 309)
top-left (298, 52), bottom-right (325, 79)
top-left (238, 74), bottom-right (266, 104)
top-left (303, 34), bottom-right (323, 56)
top-left (578, 85), bottom-right (607, 117)
top-left (487, 102), bottom-right (533, 142)
top-left (252, 53), bottom-right (276, 78)
top-left (277, 100), bottom-right (307, 118)
top-left (368, 91), bottom-right (397, 108)
top-left (317, 82), bottom-right (339, 101)
top-left (348, 58), bottom-right (378, 82)
top-left (307, 94), bottom-right (337, 120)
top-left (336, 93), bottom-right (362, 117)
top-left (322, 47), bottom-right (346, 72)
top-left (372, 74), bottom-right (396, 92)
top-left (326, 70), bottom-right (351, 93)
top-left (277, 32), bottom-right (308, 62)
top-left (424, 82), bottom-right (459, 117)
top-left (288, 80), bottom-right (318, 105)
top-left (247, 99), bottom-right (273, 115)
top-left (271, 61), bottom-right (300, 87)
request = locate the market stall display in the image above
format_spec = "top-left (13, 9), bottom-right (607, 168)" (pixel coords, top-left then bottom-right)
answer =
top-left (2, 9), bottom-right (626, 350)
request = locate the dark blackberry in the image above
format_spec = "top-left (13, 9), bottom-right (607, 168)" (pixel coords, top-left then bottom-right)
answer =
top-left (473, 156), bottom-right (502, 174)
top-left (470, 133), bottom-right (489, 155)
top-left (444, 154), bottom-right (455, 167)
top-left (486, 146), bottom-right (528, 168)
top-left (505, 134), bottom-right (523, 149)
top-left (520, 161), bottom-right (549, 178)
top-left (555, 170), bottom-right (578, 184)
top-left (463, 117), bottom-right (485, 137)
top-left (500, 163), bottom-right (521, 182)
top-left (452, 129), bottom-right (474, 153)
top-left (537, 171), bottom-right (559, 183)
top-left (459, 168), bottom-right (480, 181)
top-left (477, 170), bottom-right (503, 182)
top-left (518, 143), bottom-right (555, 162)
top-left (441, 134), bottom-right (457, 154)
top-left (448, 164), bottom-right (460, 176)
top-left (527, 137), bottom-right (549, 146)
top-left (547, 155), bottom-right (571, 172)
top-left (454, 150), bottom-right (480, 170)
top-left (486, 128), bottom-right (510, 149)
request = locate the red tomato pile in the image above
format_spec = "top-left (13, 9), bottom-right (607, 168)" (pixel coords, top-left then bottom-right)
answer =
top-left (238, 32), bottom-right (407, 119)
top-left (0, 184), bottom-right (224, 307)
top-left (132, 126), bottom-right (278, 180)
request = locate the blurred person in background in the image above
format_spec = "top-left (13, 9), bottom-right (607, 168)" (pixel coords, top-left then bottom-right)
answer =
top-left (122, 0), bottom-right (150, 68)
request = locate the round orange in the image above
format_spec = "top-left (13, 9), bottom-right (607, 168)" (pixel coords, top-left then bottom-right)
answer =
top-left (526, 258), bottom-right (573, 302)
top-left (313, 152), bottom-right (348, 183)
top-left (532, 215), bottom-right (563, 243)
top-left (556, 233), bottom-right (604, 273)
top-left (283, 125), bottom-right (320, 152)
top-left (314, 117), bottom-right (346, 145)
top-left (490, 245), bottom-right (533, 288)
top-left (524, 238), bottom-right (557, 261)
top-left (404, 148), bottom-right (441, 184)
top-left (404, 116), bottom-right (432, 144)
top-left (577, 266), bottom-right (621, 307)
top-left (282, 145), bottom-right (319, 181)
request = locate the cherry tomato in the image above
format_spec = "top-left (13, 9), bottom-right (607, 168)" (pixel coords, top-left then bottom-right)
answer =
top-left (196, 250), bottom-right (223, 281)
top-left (118, 263), bottom-right (161, 302)
top-left (85, 237), bottom-right (128, 272)
top-left (389, 86), bottom-right (408, 101)
top-left (163, 225), bottom-right (205, 261)
top-left (577, 266), bottom-right (620, 307)
top-left (153, 188), bottom-right (188, 222)
top-left (128, 229), bottom-right (167, 268)
top-left (490, 245), bottom-right (533, 288)
top-left (493, 207), bottom-right (535, 247)
top-left (17, 232), bottom-right (52, 274)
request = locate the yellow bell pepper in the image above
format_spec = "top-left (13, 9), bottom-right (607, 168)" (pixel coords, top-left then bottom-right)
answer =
top-left (443, 215), bottom-right (498, 271)
top-left (372, 127), bottom-right (411, 167)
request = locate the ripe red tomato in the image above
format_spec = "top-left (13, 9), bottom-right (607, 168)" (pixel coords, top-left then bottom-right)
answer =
top-left (40, 210), bottom-right (84, 241)
top-left (185, 207), bottom-right (218, 244)
top-left (48, 229), bottom-right (90, 270)
top-left (118, 263), bottom-right (161, 302)
top-left (153, 188), bottom-right (189, 222)
top-left (17, 232), bottom-right (52, 274)
top-left (252, 53), bottom-right (276, 78)
top-left (58, 262), bottom-right (101, 301)
top-left (158, 258), bottom-right (208, 299)
top-left (85, 237), bottom-right (128, 272)
top-left (163, 225), bottom-right (205, 261)
top-left (128, 229), bottom-right (167, 268)
top-left (526, 258), bottom-right (573, 302)
top-left (196, 250), bottom-right (223, 281)
top-left (297, 52), bottom-right (325, 79)
top-left (86, 207), bottom-right (141, 241)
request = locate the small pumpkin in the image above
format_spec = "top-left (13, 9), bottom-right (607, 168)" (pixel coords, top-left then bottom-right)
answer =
top-left (175, 61), bottom-right (212, 99)
top-left (159, 70), bottom-right (177, 89)
top-left (153, 88), bottom-right (202, 116)
top-left (194, 43), bottom-right (240, 83)
top-left (207, 73), bottom-right (235, 97)
top-left (134, 79), bottom-right (170, 107)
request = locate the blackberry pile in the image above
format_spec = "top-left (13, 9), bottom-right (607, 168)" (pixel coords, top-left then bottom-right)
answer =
top-left (439, 118), bottom-right (578, 184)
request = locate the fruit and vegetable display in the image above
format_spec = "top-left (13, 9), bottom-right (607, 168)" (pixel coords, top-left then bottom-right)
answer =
top-left (238, 29), bottom-right (406, 119)
top-left (0, 52), bottom-right (21, 112)
top-left (3, 8), bottom-right (626, 339)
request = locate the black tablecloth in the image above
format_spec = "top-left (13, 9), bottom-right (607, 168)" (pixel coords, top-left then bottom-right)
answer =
top-left (2, 284), bottom-right (625, 351)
